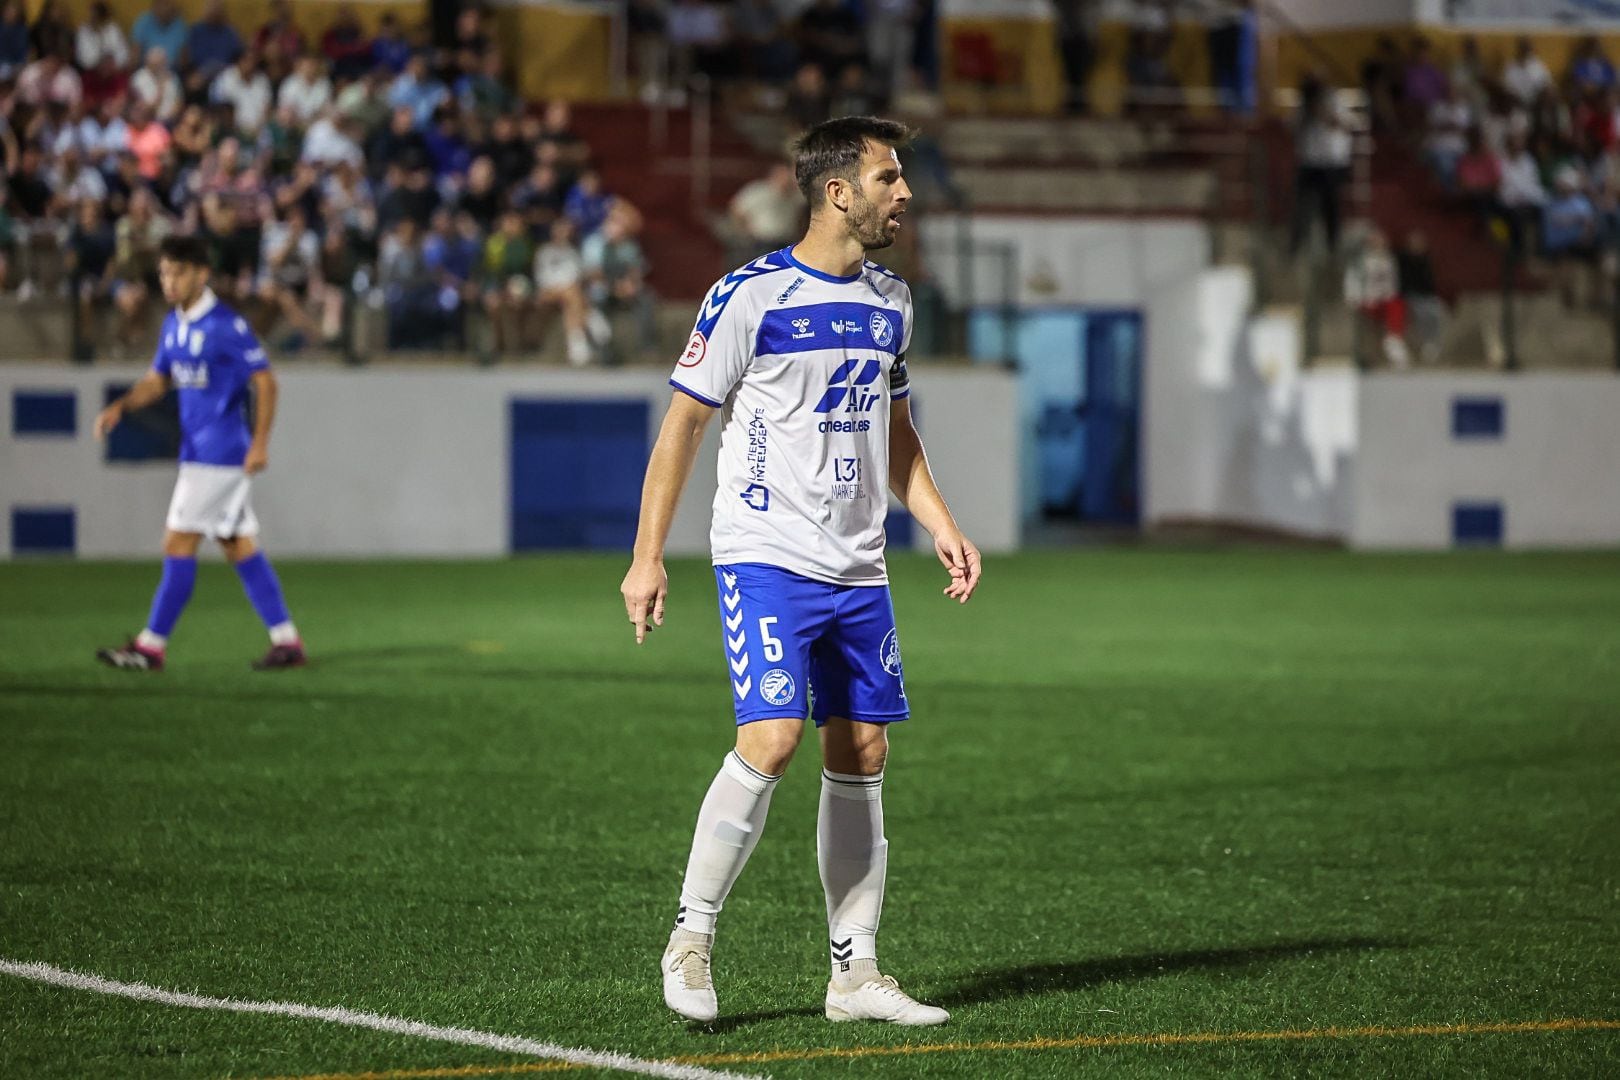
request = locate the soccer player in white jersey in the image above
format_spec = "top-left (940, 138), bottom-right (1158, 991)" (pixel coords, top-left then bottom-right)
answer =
top-left (93, 235), bottom-right (305, 672)
top-left (621, 116), bottom-right (982, 1025)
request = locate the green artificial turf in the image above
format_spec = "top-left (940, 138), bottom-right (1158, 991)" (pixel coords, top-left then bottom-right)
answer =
top-left (1, 551), bottom-right (1617, 1079)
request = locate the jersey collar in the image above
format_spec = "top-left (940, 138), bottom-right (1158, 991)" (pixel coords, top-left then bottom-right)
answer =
top-left (782, 246), bottom-right (862, 284)
top-left (177, 288), bottom-right (218, 325)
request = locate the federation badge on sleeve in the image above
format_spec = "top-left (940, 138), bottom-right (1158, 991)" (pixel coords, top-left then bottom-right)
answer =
top-left (679, 331), bottom-right (707, 367)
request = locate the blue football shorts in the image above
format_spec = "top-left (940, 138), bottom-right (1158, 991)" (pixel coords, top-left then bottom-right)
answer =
top-left (713, 562), bottom-right (909, 726)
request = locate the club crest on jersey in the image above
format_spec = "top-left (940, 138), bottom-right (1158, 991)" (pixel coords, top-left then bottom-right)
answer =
top-left (880, 628), bottom-right (902, 676)
top-left (791, 317), bottom-right (815, 340)
top-left (869, 312), bottom-right (894, 348)
top-left (679, 330), bottom-right (707, 367)
top-left (760, 668), bottom-right (796, 707)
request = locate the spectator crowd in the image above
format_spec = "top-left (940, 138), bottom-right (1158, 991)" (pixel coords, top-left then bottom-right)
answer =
top-left (1, 0), bottom-right (651, 363)
top-left (1366, 32), bottom-right (1620, 310)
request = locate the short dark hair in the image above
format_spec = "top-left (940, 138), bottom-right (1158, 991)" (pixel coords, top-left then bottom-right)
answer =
top-left (791, 115), bottom-right (913, 208)
top-left (158, 234), bottom-right (211, 268)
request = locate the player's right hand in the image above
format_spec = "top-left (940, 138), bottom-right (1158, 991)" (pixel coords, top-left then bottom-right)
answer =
top-left (93, 403), bottom-right (123, 439)
top-left (620, 558), bottom-right (668, 645)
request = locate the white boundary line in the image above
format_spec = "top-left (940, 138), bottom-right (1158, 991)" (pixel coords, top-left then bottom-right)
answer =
top-left (0, 958), bottom-right (765, 1080)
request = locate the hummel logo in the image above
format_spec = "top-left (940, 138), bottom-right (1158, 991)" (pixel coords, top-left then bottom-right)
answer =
top-left (830, 320), bottom-right (862, 335)
top-left (791, 317), bottom-right (815, 340)
top-left (830, 937), bottom-right (854, 963)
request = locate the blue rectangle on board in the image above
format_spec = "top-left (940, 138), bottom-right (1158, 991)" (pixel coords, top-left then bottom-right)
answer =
top-left (1452, 397), bottom-right (1504, 439)
top-left (1452, 502), bottom-right (1504, 547)
top-left (12, 506), bottom-right (75, 554)
top-left (12, 390), bottom-right (76, 435)
top-left (510, 399), bottom-right (649, 551)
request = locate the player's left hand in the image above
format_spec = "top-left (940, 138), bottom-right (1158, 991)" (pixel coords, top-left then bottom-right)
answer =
top-left (933, 528), bottom-right (982, 604)
top-left (244, 443), bottom-right (269, 474)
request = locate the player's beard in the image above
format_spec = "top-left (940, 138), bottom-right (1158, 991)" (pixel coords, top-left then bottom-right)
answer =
top-left (847, 189), bottom-right (895, 251)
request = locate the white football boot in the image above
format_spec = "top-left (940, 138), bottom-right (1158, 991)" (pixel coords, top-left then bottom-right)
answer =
top-left (825, 973), bottom-right (950, 1026)
top-left (661, 934), bottom-right (718, 1022)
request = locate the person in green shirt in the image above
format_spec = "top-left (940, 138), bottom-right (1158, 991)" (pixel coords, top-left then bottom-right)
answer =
top-left (481, 209), bottom-right (536, 354)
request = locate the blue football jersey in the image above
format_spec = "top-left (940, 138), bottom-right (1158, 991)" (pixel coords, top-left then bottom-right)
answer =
top-left (150, 291), bottom-right (269, 467)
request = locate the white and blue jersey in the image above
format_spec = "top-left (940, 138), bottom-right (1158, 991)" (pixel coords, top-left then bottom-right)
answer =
top-left (670, 246), bottom-right (911, 587)
top-left (672, 248), bottom-right (914, 725)
top-left (151, 290), bottom-right (269, 467)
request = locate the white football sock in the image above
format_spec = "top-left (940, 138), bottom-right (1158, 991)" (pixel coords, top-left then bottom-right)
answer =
top-left (269, 621), bottom-right (300, 646)
top-left (819, 768), bottom-right (887, 983)
top-left (136, 629), bottom-right (167, 651)
top-left (673, 750), bottom-right (779, 937)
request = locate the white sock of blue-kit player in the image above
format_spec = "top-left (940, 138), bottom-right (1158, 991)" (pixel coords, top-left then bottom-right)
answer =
top-left (673, 750), bottom-right (779, 937)
top-left (820, 768), bottom-right (887, 985)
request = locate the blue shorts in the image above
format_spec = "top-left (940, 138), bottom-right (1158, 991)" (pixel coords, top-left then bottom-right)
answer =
top-left (714, 562), bottom-right (908, 727)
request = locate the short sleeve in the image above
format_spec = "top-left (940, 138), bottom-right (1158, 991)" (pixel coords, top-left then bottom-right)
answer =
top-left (232, 315), bottom-right (270, 371)
top-left (669, 276), bottom-right (753, 408)
top-left (150, 339), bottom-right (170, 377)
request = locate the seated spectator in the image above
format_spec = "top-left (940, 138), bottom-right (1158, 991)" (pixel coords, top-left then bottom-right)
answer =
top-left (67, 198), bottom-right (117, 326)
top-left (0, 2), bottom-right (28, 82)
top-left (485, 113), bottom-right (530, 188)
top-left (1402, 36), bottom-right (1448, 123)
top-left (533, 216), bottom-right (600, 365)
top-left (278, 55), bottom-right (334, 128)
top-left (424, 106), bottom-right (473, 183)
top-left (796, 0), bottom-right (863, 75)
top-left (1570, 35), bottom-right (1615, 97)
top-left (1455, 128), bottom-right (1503, 220)
top-left (82, 53), bottom-right (130, 112)
top-left (1343, 228), bottom-right (1409, 368)
top-left (1497, 131), bottom-right (1547, 250)
top-left (830, 63), bottom-right (880, 118)
top-left (30, 0), bottom-right (73, 66)
top-left (257, 204), bottom-right (321, 347)
top-left (379, 164), bottom-right (440, 230)
top-left (368, 104), bottom-right (431, 179)
top-left (187, 0), bottom-right (244, 90)
top-left (112, 188), bottom-right (173, 349)
top-left (1541, 165), bottom-right (1600, 305)
top-left (1501, 37), bottom-right (1551, 109)
top-left (421, 206), bottom-right (482, 326)
top-left (18, 51), bottom-right (83, 111)
top-left (1396, 229), bottom-right (1447, 364)
top-left (302, 110), bottom-right (364, 170)
top-left (380, 216), bottom-right (452, 349)
top-left (581, 206), bottom-right (654, 355)
top-left (564, 168), bottom-right (613, 237)
top-left (79, 97), bottom-right (129, 175)
top-left (126, 102), bottom-right (174, 181)
top-left (131, 47), bottom-right (183, 124)
top-left (390, 52), bottom-right (449, 129)
top-left (49, 148), bottom-right (108, 215)
top-left (538, 101), bottom-right (590, 176)
top-left (8, 145), bottom-right (53, 223)
top-left (457, 155), bottom-right (502, 232)
top-left (212, 50), bottom-right (273, 137)
top-left (171, 105), bottom-right (216, 164)
top-left (104, 151), bottom-right (147, 218)
top-left (336, 65), bottom-right (392, 132)
top-left (725, 162), bottom-right (803, 263)
top-left (132, 0), bottom-right (189, 69)
top-left (315, 213), bottom-right (359, 348)
top-left (1426, 87), bottom-right (1472, 186)
top-left (480, 208), bottom-right (537, 353)
top-left (457, 47), bottom-right (514, 121)
top-left (453, 6), bottom-right (490, 56)
top-left (320, 159), bottom-right (376, 236)
top-left (787, 62), bottom-right (831, 129)
top-left (259, 102), bottom-right (304, 176)
top-left (372, 13), bottom-right (412, 75)
top-left (668, 0), bottom-right (732, 84)
top-left (197, 191), bottom-right (259, 302)
top-left (322, 6), bottom-right (374, 82)
top-left (76, 2), bottom-right (131, 73)
top-left (255, 0), bottom-right (306, 64)
top-left (272, 158), bottom-right (322, 223)
top-left (513, 160), bottom-right (567, 233)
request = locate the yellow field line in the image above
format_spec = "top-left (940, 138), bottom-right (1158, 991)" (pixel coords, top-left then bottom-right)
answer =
top-left (260, 1017), bottom-right (1620, 1080)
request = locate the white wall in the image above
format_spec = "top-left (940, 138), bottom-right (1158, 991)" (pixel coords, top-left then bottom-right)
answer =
top-left (1354, 373), bottom-right (1620, 549)
top-left (0, 364), bottom-right (1020, 559)
top-left (1266, 0), bottom-right (1419, 30)
top-left (1142, 266), bottom-right (1358, 541)
top-left (920, 215), bottom-right (1211, 311)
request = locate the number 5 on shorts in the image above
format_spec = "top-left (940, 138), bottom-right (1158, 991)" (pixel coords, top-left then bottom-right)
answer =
top-left (759, 616), bottom-right (784, 662)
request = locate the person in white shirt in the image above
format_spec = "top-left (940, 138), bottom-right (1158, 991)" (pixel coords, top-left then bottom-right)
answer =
top-left (300, 110), bottom-right (363, 169)
top-left (622, 116), bottom-right (978, 1029)
top-left (131, 47), bottom-right (183, 123)
top-left (1344, 228), bottom-right (1410, 368)
top-left (532, 216), bottom-right (603, 366)
top-left (278, 55), bottom-right (333, 127)
top-left (79, 97), bottom-right (129, 174)
top-left (76, 1), bottom-right (130, 71)
top-left (1501, 37), bottom-right (1552, 108)
top-left (211, 51), bottom-right (273, 136)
